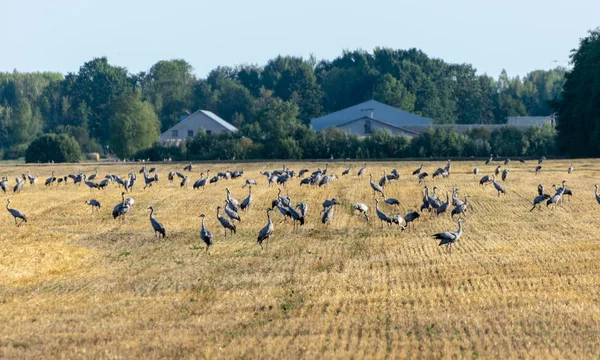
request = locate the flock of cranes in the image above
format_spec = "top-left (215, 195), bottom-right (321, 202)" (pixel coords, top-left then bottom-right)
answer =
top-left (2, 156), bottom-right (590, 254)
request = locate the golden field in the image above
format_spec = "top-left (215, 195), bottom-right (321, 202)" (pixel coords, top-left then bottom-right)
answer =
top-left (0, 159), bottom-right (599, 359)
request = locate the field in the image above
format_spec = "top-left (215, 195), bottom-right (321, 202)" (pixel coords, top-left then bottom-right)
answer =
top-left (1, 159), bottom-right (599, 359)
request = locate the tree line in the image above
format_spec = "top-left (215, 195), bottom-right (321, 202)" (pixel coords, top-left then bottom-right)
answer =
top-left (0, 46), bottom-right (574, 161)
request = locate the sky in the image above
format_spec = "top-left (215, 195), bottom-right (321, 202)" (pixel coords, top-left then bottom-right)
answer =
top-left (1, 0), bottom-right (597, 78)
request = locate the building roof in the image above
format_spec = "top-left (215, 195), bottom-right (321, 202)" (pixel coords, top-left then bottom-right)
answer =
top-left (310, 100), bottom-right (434, 131)
top-left (198, 110), bottom-right (238, 132)
top-left (506, 116), bottom-right (553, 127)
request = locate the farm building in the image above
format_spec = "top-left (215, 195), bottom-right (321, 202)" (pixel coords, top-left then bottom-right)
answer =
top-left (310, 100), bottom-right (434, 137)
top-left (506, 115), bottom-right (555, 127)
top-left (160, 110), bottom-right (238, 145)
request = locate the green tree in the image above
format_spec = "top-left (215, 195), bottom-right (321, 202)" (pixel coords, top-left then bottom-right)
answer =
top-left (25, 133), bottom-right (82, 163)
top-left (556, 28), bottom-right (600, 157)
top-left (374, 74), bottom-right (416, 112)
top-left (109, 91), bottom-right (160, 158)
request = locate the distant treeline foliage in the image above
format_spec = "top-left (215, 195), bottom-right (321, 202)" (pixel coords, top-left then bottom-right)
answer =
top-left (0, 47), bottom-right (567, 161)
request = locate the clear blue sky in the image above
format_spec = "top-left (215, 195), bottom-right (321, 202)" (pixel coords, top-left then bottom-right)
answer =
top-left (1, 0), bottom-right (597, 78)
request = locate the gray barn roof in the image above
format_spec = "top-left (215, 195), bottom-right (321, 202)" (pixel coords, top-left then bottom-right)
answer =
top-left (310, 100), bottom-right (434, 131)
top-left (506, 116), bottom-right (553, 127)
top-left (196, 110), bottom-right (238, 132)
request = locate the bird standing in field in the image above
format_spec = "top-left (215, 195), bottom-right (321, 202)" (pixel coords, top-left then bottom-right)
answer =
top-left (404, 211), bottom-right (420, 229)
top-left (45, 171), bottom-right (56, 186)
top-left (382, 193), bottom-right (400, 207)
top-left (357, 163), bottom-right (367, 177)
top-left (321, 204), bottom-right (336, 225)
top-left (473, 167), bottom-right (479, 178)
top-left (494, 166), bottom-right (501, 176)
top-left (501, 168), bottom-right (509, 182)
top-left (412, 164), bottom-right (423, 176)
top-left (6, 199), bottom-right (27, 227)
top-left (538, 184), bottom-right (544, 196)
top-left (530, 194), bottom-right (551, 212)
top-left (148, 206), bottom-right (166, 239)
top-left (199, 214), bottom-right (214, 254)
top-left (85, 199), bottom-right (101, 212)
top-left (374, 199), bottom-right (392, 227)
top-left (216, 206), bottom-right (236, 237)
top-left (223, 200), bottom-right (241, 222)
top-left (112, 192), bottom-right (130, 222)
top-left (353, 203), bottom-right (369, 222)
top-left (432, 218), bottom-right (463, 253)
top-left (369, 174), bottom-right (384, 196)
top-left (568, 164), bottom-right (573, 174)
top-left (451, 196), bottom-right (468, 219)
top-left (240, 186), bottom-right (253, 211)
top-left (595, 185), bottom-right (600, 205)
top-left (535, 165), bottom-right (542, 175)
top-left (257, 208), bottom-right (274, 250)
top-left (492, 176), bottom-right (506, 196)
top-left (485, 154), bottom-right (493, 165)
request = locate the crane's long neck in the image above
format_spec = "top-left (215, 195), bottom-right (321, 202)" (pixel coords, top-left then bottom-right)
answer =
top-left (149, 208), bottom-right (154, 219)
top-left (596, 187), bottom-right (599, 197)
top-left (457, 222), bottom-right (462, 235)
top-left (201, 217), bottom-right (206, 231)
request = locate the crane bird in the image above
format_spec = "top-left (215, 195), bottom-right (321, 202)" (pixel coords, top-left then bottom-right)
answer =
top-left (85, 199), bottom-right (101, 212)
top-left (180, 176), bottom-right (190, 188)
top-left (595, 185), bottom-right (600, 205)
top-left (168, 171), bottom-right (175, 182)
top-left (568, 164), bottom-right (573, 174)
top-left (342, 167), bottom-right (351, 176)
top-left (436, 192), bottom-right (450, 215)
top-left (226, 188), bottom-right (240, 212)
top-left (322, 198), bottom-right (340, 210)
top-left (357, 163), bottom-right (367, 177)
top-left (242, 178), bottom-right (257, 188)
top-left (535, 165), bottom-right (542, 175)
top-left (321, 204), bottom-right (336, 225)
top-left (112, 192), bottom-right (130, 222)
top-left (494, 166), bottom-right (501, 176)
top-left (288, 204), bottom-right (305, 228)
top-left (353, 203), bottom-right (369, 222)
top-left (473, 167), bottom-right (479, 178)
top-left (240, 186), bottom-right (253, 211)
top-left (432, 218), bottom-right (463, 253)
top-left (369, 174), bottom-right (384, 196)
top-left (223, 201), bottom-right (241, 222)
top-left (546, 187), bottom-right (564, 209)
top-left (216, 206), bottom-right (236, 237)
top-left (148, 206), bottom-right (166, 239)
top-left (382, 193), bottom-right (400, 207)
top-left (485, 154), bottom-right (493, 165)
top-left (418, 172), bottom-right (429, 184)
top-left (257, 208), bottom-right (274, 250)
top-left (392, 215), bottom-right (406, 231)
top-left (412, 164), bottom-right (423, 175)
top-left (451, 197), bottom-right (469, 219)
top-left (45, 171), bottom-right (56, 186)
top-left (538, 184), bottom-right (544, 196)
top-left (183, 162), bottom-right (193, 172)
top-left (501, 169), bottom-right (509, 182)
top-left (530, 194), bottom-right (551, 212)
top-left (492, 176), bottom-right (506, 196)
top-left (404, 211), bottom-right (420, 229)
top-left (6, 199), bottom-right (27, 227)
top-left (479, 175), bottom-right (492, 186)
top-left (379, 170), bottom-right (390, 187)
top-left (374, 199), bottom-right (392, 228)
top-left (88, 170), bottom-right (98, 181)
top-left (538, 156), bottom-right (546, 165)
top-left (298, 169), bottom-right (310, 178)
top-left (199, 214), bottom-right (214, 254)
top-left (296, 202), bottom-right (308, 218)
top-left (504, 158), bottom-right (511, 165)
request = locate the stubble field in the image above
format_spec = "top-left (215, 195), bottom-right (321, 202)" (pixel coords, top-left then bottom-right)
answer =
top-left (1, 159), bottom-right (600, 359)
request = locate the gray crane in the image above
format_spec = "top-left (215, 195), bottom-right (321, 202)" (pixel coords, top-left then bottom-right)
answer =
top-left (240, 186), bottom-right (253, 211)
top-left (535, 165), bottom-right (542, 175)
top-left (85, 199), bottom-right (101, 212)
top-left (538, 184), bottom-right (544, 196)
top-left (298, 169), bottom-right (309, 178)
top-left (530, 194), bottom-right (551, 211)
top-left (168, 171), bottom-right (175, 182)
top-left (13, 178), bottom-right (24, 193)
top-left (342, 167), bottom-right (351, 176)
top-left (412, 164), bottom-right (423, 175)
top-left (451, 188), bottom-right (462, 207)
top-left (494, 166), bottom-right (501, 176)
top-left (183, 162), bottom-right (193, 172)
top-left (226, 188), bottom-right (240, 212)
top-left (242, 178), bottom-right (257, 188)
top-left (492, 176), bottom-right (506, 196)
top-left (595, 185), bottom-right (600, 205)
top-left (538, 156), bottom-right (546, 165)
top-left (321, 204), bottom-right (336, 225)
top-left (45, 171), bottom-right (56, 186)
top-left (6, 199), bottom-right (27, 227)
top-left (357, 163), bottom-right (367, 177)
top-left (88, 170), bottom-right (98, 181)
top-left (199, 214), bottom-right (214, 254)
top-left (148, 206), bottom-right (166, 239)
top-left (479, 175), bottom-right (492, 186)
top-left (0, 177), bottom-right (7, 193)
top-left (175, 169), bottom-right (185, 179)
top-left (322, 198), bottom-right (340, 210)
top-left (418, 172), bottom-right (429, 184)
top-left (436, 192), bottom-right (450, 215)
top-left (382, 193), bottom-right (400, 207)
top-left (296, 202), bottom-right (308, 218)
top-left (98, 178), bottom-right (110, 190)
top-left (568, 164), bottom-right (573, 174)
top-left (288, 204), bottom-right (305, 228)
top-left (353, 203), bottom-right (369, 222)
top-left (404, 211), bottom-right (420, 229)
top-left (83, 175), bottom-right (99, 192)
top-left (473, 167), bottom-right (479, 178)
top-left (504, 158), bottom-right (510, 165)
top-left (180, 176), bottom-right (190, 188)
top-left (223, 201), bottom-right (241, 222)
top-left (392, 215), bottom-right (406, 231)
top-left (559, 180), bottom-right (573, 201)
top-left (193, 172), bottom-right (205, 189)
top-left (257, 208), bottom-right (274, 250)
top-left (112, 192), bottom-right (130, 222)
top-left (195, 170), bottom-right (210, 189)
top-left (379, 170), bottom-right (390, 187)
top-left (374, 199), bottom-right (392, 228)
top-left (451, 196), bottom-right (469, 219)
top-left (485, 154), bottom-right (493, 165)
top-left (501, 168), bottom-right (509, 182)
top-left (432, 218), bottom-right (463, 253)
top-left (216, 206), bottom-right (236, 237)
top-left (546, 187), bottom-right (564, 209)
top-left (369, 173), bottom-right (385, 196)
top-left (319, 174), bottom-right (337, 187)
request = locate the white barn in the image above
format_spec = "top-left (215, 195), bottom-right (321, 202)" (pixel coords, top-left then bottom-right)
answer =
top-left (160, 110), bottom-right (238, 145)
